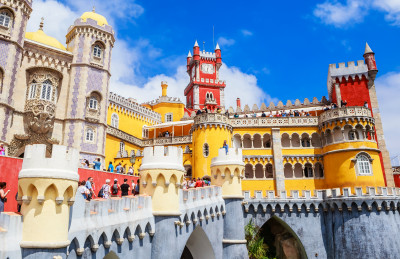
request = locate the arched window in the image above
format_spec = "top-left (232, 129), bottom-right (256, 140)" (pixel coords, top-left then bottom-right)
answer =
top-left (266, 164), bottom-right (273, 178)
top-left (40, 79), bottom-right (53, 101)
top-left (0, 11), bottom-right (11, 28)
top-left (86, 128), bottom-right (94, 142)
top-left (203, 143), bottom-right (209, 157)
top-left (301, 133), bottom-right (311, 147)
top-left (93, 44), bottom-right (102, 58)
top-left (89, 97), bottom-right (98, 109)
top-left (111, 113), bottom-right (119, 128)
top-left (348, 130), bottom-right (359, 140)
top-left (120, 141), bottom-right (125, 153)
top-left (210, 92), bottom-right (214, 99)
top-left (355, 153), bottom-right (373, 175)
top-left (304, 163), bottom-right (313, 178)
top-left (28, 80), bottom-right (38, 99)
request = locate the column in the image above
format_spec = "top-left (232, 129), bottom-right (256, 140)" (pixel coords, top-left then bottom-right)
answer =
top-left (272, 128), bottom-right (285, 193)
top-left (335, 83), bottom-right (342, 107)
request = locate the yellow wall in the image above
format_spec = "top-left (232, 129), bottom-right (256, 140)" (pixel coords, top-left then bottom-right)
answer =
top-left (143, 102), bottom-right (185, 123)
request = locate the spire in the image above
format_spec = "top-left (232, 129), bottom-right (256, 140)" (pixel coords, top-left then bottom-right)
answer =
top-left (215, 43), bottom-right (220, 50)
top-left (365, 42), bottom-right (373, 54)
top-left (39, 17), bottom-right (44, 31)
top-left (187, 51), bottom-right (192, 57)
top-left (194, 40), bottom-right (199, 47)
top-left (92, 6), bottom-right (96, 13)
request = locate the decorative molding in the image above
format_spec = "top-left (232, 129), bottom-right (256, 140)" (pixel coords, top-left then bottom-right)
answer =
top-left (230, 117), bottom-right (318, 128)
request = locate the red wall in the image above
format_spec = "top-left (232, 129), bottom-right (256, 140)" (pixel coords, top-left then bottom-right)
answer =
top-left (0, 156), bottom-right (138, 212)
top-left (394, 174), bottom-right (400, 188)
top-left (339, 76), bottom-right (371, 108)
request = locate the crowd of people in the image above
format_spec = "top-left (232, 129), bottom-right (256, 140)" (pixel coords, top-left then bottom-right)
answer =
top-left (81, 159), bottom-right (139, 176)
top-left (181, 177), bottom-right (211, 189)
top-left (77, 177), bottom-right (140, 201)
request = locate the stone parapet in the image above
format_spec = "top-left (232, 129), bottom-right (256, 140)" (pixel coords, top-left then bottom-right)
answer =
top-left (230, 116), bottom-right (318, 128)
top-left (318, 106), bottom-right (373, 127)
top-left (0, 212), bottom-right (23, 259)
top-left (192, 113), bottom-right (232, 131)
top-left (140, 146), bottom-right (185, 171)
top-left (211, 148), bottom-right (244, 167)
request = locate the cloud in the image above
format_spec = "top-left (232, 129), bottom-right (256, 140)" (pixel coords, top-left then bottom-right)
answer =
top-left (217, 37), bottom-right (235, 47)
top-left (375, 72), bottom-right (400, 159)
top-left (241, 29), bottom-right (253, 36)
top-left (313, 0), bottom-right (368, 27)
top-left (313, 0), bottom-right (400, 27)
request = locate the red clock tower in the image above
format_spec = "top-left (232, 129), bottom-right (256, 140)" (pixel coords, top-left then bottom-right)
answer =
top-left (184, 41), bottom-right (226, 111)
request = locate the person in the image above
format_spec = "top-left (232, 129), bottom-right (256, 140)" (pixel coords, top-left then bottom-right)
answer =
top-left (189, 179), bottom-right (196, 188)
top-left (233, 113), bottom-right (239, 118)
top-left (81, 159), bottom-right (89, 168)
top-left (128, 167), bottom-right (134, 175)
top-left (0, 182), bottom-right (10, 212)
top-left (341, 100), bottom-right (347, 107)
top-left (364, 101), bottom-right (369, 109)
top-left (195, 178), bottom-right (203, 188)
top-left (252, 113), bottom-right (257, 118)
top-left (261, 112), bottom-right (267, 117)
top-left (93, 158), bottom-right (101, 170)
top-left (323, 105), bottom-right (330, 111)
top-left (182, 178), bottom-right (188, 189)
top-left (111, 179), bottom-right (120, 197)
top-left (131, 180), bottom-right (136, 195)
top-left (108, 162), bottom-right (114, 172)
top-left (77, 180), bottom-right (90, 200)
top-left (85, 177), bottom-right (95, 200)
top-left (134, 179), bottom-right (140, 195)
top-left (216, 107), bottom-right (221, 114)
top-left (120, 179), bottom-right (130, 197)
top-left (196, 109), bottom-right (202, 115)
top-left (99, 179), bottom-right (111, 199)
top-left (165, 131), bottom-right (170, 137)
top-left (0, 144), bottom-right (5, 156)
top-left (222, 140), bottom-right (229, 155)
top-left (116, 163), bottom-right (122, 174)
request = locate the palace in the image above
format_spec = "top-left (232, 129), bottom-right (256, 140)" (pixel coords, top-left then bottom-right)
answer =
top-left (0, 3), bottom-right (395, 196)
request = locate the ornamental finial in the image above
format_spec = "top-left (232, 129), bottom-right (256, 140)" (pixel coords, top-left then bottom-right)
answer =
top-left (92, 6), bottom-right (96, 13)
top-left (39, 17), bottom-right (44, 31)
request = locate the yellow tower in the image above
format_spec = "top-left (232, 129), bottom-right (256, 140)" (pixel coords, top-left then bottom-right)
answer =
top-left (17, 144), bottom-right (79, 248)
top-left (192, 113), bottom-right (233, 178)
top-left (139, 146), bottom-right (185, 216)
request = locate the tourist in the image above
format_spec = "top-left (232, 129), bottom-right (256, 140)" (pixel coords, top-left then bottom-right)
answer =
top-left (120, 179), bottom-right (130, 197)
top-left (165, 131), bottom-right (170, 137)
top-left (234, 113), bottom-right (239, 118)
top-left (261, 112), bottom-right (267, 117)
top-left (108, 162), bottom-right (114, 172)
top-left (195, 178), bottom-right (203, 188)
top-left (85, 177), bottom-right (95, 200)
top-left (189, 179), bottom-right (196, 188)
top-left (216, 107), bottom-right (221, 113)
top-left (0, 182), bottom-right (10, 212)
top-left (341, 100), bottom-right (347, 107)
top-left (182, 178), bottom-right (188, 189)
top-left (0, 144), bottom-right (5, 156)
top-left (93, 158), bottom-right (101, 170)
top-left (196, 109), bottom-right (202, 115)
top-left (77, 181), bottom-right (90, 200)
top-left (134, 179), bottom-right (140, 195)
top-left (116, 163), bottom-right (122, 174)
top-left (111, 179), bottom-right (120, 197)
top-left (81, 159), bottom-right (90, 168)
top-left (131, 180), bottom-right (136, 195)
top-left (222, 140), bottom-right (229, 155)
top-left (323, 105), bottom-right (329, 111)
top-left (252, 113), bottom-right (257, 117)
top-left (98, 179), bottom-right (111, 199)
top-left (364, 101), bottom-right (369, 109)
top-left (128, 166), bottom-right (134, 175)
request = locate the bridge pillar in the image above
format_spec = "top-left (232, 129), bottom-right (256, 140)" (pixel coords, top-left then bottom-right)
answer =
top-left (211, 148), bottom-right (248, 259)
top-left (17, 144), bottom-right (79, 258)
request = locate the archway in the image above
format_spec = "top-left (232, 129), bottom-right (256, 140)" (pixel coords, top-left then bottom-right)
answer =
top-left (258, 216), bottom-right (307, 259)
top-left (180, 227), bottom-right (216, 259)
top-left (104, 251), bottom-right (120, 259)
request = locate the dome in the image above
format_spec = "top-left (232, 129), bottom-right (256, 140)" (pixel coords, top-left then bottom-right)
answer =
top-left (80, 11), bottom-right (108, 26)
top-left (25, 29), bottom-right (67, 51)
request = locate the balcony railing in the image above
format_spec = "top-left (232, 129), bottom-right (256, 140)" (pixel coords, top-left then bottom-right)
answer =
top-left (318, 106), bottom-right (372, 125)
top-left (229, 116), bottom-right (319, 128)
top-left (142, 135), bottom-right (192, 147)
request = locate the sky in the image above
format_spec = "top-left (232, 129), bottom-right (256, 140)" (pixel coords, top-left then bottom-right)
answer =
top-left (26, 0), bottom-right (399, 162)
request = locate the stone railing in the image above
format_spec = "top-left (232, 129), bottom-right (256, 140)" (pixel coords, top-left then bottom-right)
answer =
top-left (142, 135), bottom-right (192, 147)
top-left (229, 116), bottom-right (318, 128)
top-left (318, 106), bottom-right (372, 126)
top-left (194, 113), bottom-right (229, 124)
top-left (243, 186), bottom-right (400, 213)
top-left (106, 126), bottom-right (144, 147)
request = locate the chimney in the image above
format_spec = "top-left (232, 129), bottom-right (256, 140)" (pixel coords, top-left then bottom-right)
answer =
top-left (236, 98), bottom-right (241, 108)
top-left (161, 81), bottom-right (168, 97)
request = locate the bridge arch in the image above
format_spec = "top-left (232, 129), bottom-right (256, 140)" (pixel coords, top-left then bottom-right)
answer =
top-left (258, 216), bottom-right (307, 259)
top-left (180, 226), bottom-right (216, 259)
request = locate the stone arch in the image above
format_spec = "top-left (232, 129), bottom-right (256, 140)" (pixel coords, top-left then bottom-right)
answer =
top-left (294, 163), bottom-right (303, 178)
top-left (263, 133), bottom-right (272, 148)
top-left (255, 163), bottom-right (264, 179)
top-left (304, 163), bottom-right (313, 178)
top-left (253, 134), bottom-right (262, 148)
top-left (243, 134), bottom-right (252, 148)
top-left (44, 183), bottom-right (58, 200)
top-left (343, 124), bottom-right (353, 140)
top-left (333, 126), bottom-right (343, 142)
top-left (291, 133), bottom-right (301, 147)
top-left (301, 133), bottom-right (311, 147)
top-left (233, 134), bottom-right (242, 148)
top-left (311, 132), bottom-right (321, 147)
top-left (284, 163), bottom-right (293, 178)
top-left (68, 237), bottom-right (80, 256)
top-left (314, 162), bottom-right (324, 178)
top-left (281, 133), bottom-right (290, 148)
top-left (245, 164), bottom-right (254, 179)
top-left (325, 129), bottom-right (333, 144)
top-left (355, 124), bottom-right (364, 140)
top-left (180, 226), bottom-right (216, 259)
top-left (265, 163), bottom-right (273, 178)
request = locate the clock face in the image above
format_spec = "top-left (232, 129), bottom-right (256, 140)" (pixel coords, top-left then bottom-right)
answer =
top-left (191, 66), bottom-right (195, 79)
top-left (201, 63), bottom-right (214, 74)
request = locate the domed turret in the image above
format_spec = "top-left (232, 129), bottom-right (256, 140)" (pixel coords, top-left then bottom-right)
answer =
top-left (25, 18), bottom-right (67, 51)
top-left (80, 7), bottom-right (108, 26)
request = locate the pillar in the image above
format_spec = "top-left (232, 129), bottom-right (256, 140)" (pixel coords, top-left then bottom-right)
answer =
top-left (272, 128), bottom-right (285, 193)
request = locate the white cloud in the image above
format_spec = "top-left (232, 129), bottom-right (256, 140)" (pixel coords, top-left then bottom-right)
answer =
top-left (313, 0), bottom-right (368, 27)
top-left (241, 29), bottom-right (253, 36)
top-left (313, 0), bottom-right (400, 27)
top-left (375, 72), bottom-right (400, 159)
top-left (217, 37), bottom-right (235, 47)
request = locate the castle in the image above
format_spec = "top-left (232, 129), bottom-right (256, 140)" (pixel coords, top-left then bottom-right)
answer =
top-left (0, 1), bottom-right (400, 259)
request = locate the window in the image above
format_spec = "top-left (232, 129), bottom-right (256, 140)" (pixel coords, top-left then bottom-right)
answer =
top-left (89, 97), bottom-right (98, 110)
top-left (40, 79), bottom-right (52, 101)
top-left (86, 128), bottom-right (94, 142)
top-left (93, 45), bottom-right (102, 58)
top-left (203, 143), bottom-right (209, 157)
top-left (356, 154), bottom-right (372, 175)
top-left (348, 131), bottom-right (359, 140)
top-left (0, 11), bottom-right (11, 28)
top-left (143, 128), bottom-right (149, 138)
top-left (120, 141), bottom-right (125, 153)
top-left (29, 81), bottom-right (37, 99)
top-left (304, 164), bottom-right (313, 178)
top-left (165, 113), bottom-right (173, 122)
top-left (111, 113), bottom-right (119, 128)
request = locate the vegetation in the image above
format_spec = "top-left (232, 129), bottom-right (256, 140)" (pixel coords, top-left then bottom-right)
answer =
top-left (245, 219), bottom-right (276, 259)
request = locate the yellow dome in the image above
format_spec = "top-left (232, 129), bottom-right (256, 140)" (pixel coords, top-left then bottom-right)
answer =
top-left (80, 11), bottom-right (108, 26)
top-left (25, 30), bottom-right (67, 51)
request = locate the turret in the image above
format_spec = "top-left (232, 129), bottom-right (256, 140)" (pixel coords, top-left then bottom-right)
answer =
top-left (139, 146), bottom-right (185, 216)
top-left (161, 81), bottom-right (168, 97)
top-left (215, 43), bottom-right (222, 67)
top-left (363, 42), bottom-right (377, 74)
top-left (193, 40), bottom-right (200, 61)
top-left (17, 144), bottom-right (79, 249)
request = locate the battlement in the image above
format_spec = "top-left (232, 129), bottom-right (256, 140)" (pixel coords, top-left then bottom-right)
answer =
top-left (140, 146), bottom-right (185, 171)
top-left (19, 144), bottom-right (79, 181)
top-left (180, 186), bottom-right (223, 207)
top-left (211, 148), bottom-right (244, 167)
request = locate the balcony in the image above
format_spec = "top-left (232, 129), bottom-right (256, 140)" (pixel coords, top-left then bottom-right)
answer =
top-left (142, 135), bottom-right (192, 147)
top-left (318, 106), bottom-right (373, 126)
top-left (229, 116), bottom-right (318, 128)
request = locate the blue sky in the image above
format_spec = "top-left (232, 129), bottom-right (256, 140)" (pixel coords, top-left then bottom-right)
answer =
top-left (27, 0), bottom-right (399, 160)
